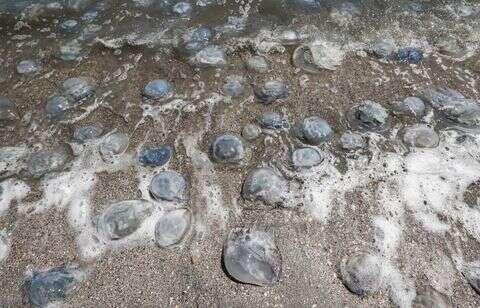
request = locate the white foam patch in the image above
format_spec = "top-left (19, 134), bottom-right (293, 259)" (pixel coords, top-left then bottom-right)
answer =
top-left (0, 229), bottom-right (10, 262)
top-left (64, 171), bottom-right (103, 260)
top-left (61, 94), bottom-right (110, 125)
top-left (184, 94), bottom-right (228, 234)
top-left (301, 161), bottom-right (344, 222)
top-left (382, 261), bottom-right (416, 308)
top-left (306, 130), bottom-right (480, 232)
top-left (0, 178), bottom-right (30, 216)
top-left (373, 216), bottom-right (402, 258)
top-left (20, 136), bottom-right (135, 260)
top-left (141, 99), bottom-right (191, 120)
top-left (18, 91), bottom-right (228, 260)
top-left (424, 253), bottom-right (457, 296)
top-left (25, 143), bottom-right (184, 260)
top-left (401, 134), bottom-right (480, 238)
top-left (300, 146), bottom-right (393, 223)
top-left (302, 129), bottom-right (480, 306)
top-left (0, 145), bottom-right (28, 178)
top-left (183, 132), bottom-right (227, 234)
